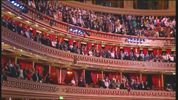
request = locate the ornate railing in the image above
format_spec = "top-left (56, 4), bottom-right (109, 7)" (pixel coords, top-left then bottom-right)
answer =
top-left (1, 0), bottom-right (175, 48)
top-left (2, 77), bottom-right (176, 99)
top-left (2, 27), bottom-right (175, 72)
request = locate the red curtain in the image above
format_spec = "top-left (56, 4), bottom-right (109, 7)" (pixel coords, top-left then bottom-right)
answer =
top-left (18, 59), bottom-right (33, 70)
top-left (157, 49), bottom-right (162, 55)
top-left (108, 72), bottom-right (119, 80)
top-left (91, 71), bottom-right (102, 84)
top-left (112, 46), bottom-right (117, 52)
top-left (35, 64), bottom-right (43, 76)
top-left (32, 28), bottom-right (36, 36)
top-left (143, 48), bottom-right (148, 55)
top-left (50, 66), bottom-right (58, 84)
top-left (96, 44), bottom-right (102, 51)
top-left (105, 45), bottom-right (111, 50)
top-left (43, 32), bottom-right (48, 38)
top-left (61, 69), bottom-right (67, 84)
top-left (87, 42), bottom-right (92, 50)
top-left (128, 73), bottom-right (139, 81)
top-left (142, 74), bottom-right (147, 82)
top-left (152, 74), bottom-right (159, 89)
top-left (69, 39), bottom-right (73, 45)
top-left (153, 48), bottom-right (158, 56)
top-left (124, 47), bottom-right (131, 54)
top-left (76, 41), bottom-right (81, 48)
top-left (1, 55), bottom-right (8, 67)
top-left (166, 49), bottom-right (171, 54)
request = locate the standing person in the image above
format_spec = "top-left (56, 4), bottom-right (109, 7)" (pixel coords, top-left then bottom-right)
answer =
top-left (19, 67), bottom-right (24, 79)
top-left (32, 70), bottom-right (40, 82)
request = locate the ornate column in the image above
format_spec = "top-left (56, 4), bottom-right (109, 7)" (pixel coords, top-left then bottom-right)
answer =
top-left (32, 61), bottom-right (35, 71)
top-left (120, 72), bottom-right (122, 81)
top-left (59, 68), bottom-right (62, 84)
top-left (101, 70), bottom-right (104, 80)
top-left (83, 69), bottom-right (86, 80)
top-left (124, 0), bottom-right (133, 9)
top-left (158, 74), bottom-right (161, 90)
top-left (140, 73), bottom-right (142, 81)
top-left (161, 73), bottom-right (164, 90)
top-left (15, 56), bottom-right (18, 64)
top-left (48, 65), bottom-right (51, 75)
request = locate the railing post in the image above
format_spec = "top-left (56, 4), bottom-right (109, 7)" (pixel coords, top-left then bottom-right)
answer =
top-left (120, 72), bottom-right (122, 81)
top-left (15, 56), bottom-right (18, 64)
top-left (101, 70), bottom-right (104, 80)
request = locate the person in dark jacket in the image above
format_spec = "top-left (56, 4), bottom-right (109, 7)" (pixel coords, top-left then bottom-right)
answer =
top-left (32, 70), bottom-right (41, 82)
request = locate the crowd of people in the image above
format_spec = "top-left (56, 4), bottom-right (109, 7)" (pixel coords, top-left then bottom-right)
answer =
top-left (2, 17), bottom-right (176, 63)
top-left (1, 60), bottom-right (51, 84)
top-left (97, 76), bottom-right (149, 90)
top-left (1, 59), bottom-right (175, 92)
top-left (25, 0), bottom-right (176, 37)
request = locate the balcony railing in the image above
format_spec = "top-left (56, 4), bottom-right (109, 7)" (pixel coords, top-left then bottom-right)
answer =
top-left (2, 77), bottom-right (175, 100)
top-left (2, 27), bottom-right (175, 72)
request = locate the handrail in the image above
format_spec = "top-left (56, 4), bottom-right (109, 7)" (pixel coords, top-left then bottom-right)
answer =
top-left (2, 0), bottom-right (175, 44)
top-left (2, 27), bottom-right (175, 72)
top-left (1, 2), bottom-right (175, 49)
top-left (2, 77), bottom-right (176, 99)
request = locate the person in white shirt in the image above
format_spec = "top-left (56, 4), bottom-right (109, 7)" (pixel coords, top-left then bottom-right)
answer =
top-left (71, 78), bottom-right (76, 86)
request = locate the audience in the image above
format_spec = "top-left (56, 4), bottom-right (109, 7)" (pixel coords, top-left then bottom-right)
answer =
top-left (2, 17), bottom-right (176, 63)
top-left (23, 0), bottom-right (176, 37)
top-left (1, 58), bottom-right (176, 91)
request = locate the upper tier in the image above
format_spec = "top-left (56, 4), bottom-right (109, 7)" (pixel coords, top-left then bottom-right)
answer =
top-left (61, 1), bottom-right (175, 16)
top-left (2, 1), bottom-right (175, 49)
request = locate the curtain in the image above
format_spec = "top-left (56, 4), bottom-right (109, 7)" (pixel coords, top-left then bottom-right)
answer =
top-left (32, 28), bottom-right (36, 36)
top-left (166, 49), bottom-right (171, 54)
top-left (69, 39), bottom-right (73, 46)
top-left (128, 73), bottom-right (139, 81)
top-left (124, 47), bottom-right (131, 54)
top-left (50, 66), bottom-right (58, 84)
top-left (108, 72), bottom-right (119, 80)
top-left (143, 48), bottom-right (148, 55)
top-left (61, 69), bottom-right (67, 84)
top-left (142, 74), bottom-right (147, 82)
top-left (157, 49), bottom-right (162, 55)
top-left (97, 44), bottom-right (102, 51)
top-left (35, 63), bottom-right (43, 76)
top-left (105, 45), bottom-right (111, 50)
top-left (74, 70), bottom-right (79, 84)
top-left (90, 71), bottom-right (97, 84)
top-left (153, 48), bottom-right (158, 56)
top-left (152, 74), bottom-right (159, 89)
top-left (87, 42), bottom-right (92, 50)
top-left (18, 59), bottom-right (33, 70)
top-left (1, 55), bottom-right (8, 67)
